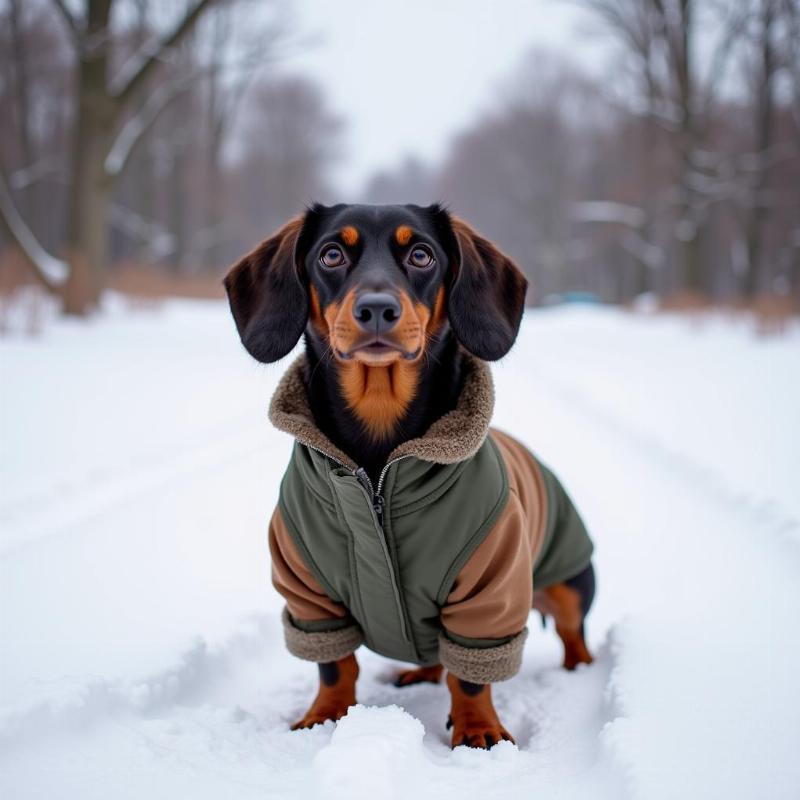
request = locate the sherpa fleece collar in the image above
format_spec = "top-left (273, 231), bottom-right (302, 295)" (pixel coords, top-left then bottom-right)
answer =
top-left (268, 353), bottom-right (495, 469)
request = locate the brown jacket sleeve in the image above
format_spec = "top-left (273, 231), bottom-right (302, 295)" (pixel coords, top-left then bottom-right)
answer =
top-left (440, 487), bottom-right (533, 640)
top-left (438, 429), bottom-right (548, 683)
top-left (269, 507), bottom-right (364, 661)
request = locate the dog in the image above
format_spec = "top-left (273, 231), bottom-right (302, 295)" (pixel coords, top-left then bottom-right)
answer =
top-left (225, 203), bottom-right (595, 749)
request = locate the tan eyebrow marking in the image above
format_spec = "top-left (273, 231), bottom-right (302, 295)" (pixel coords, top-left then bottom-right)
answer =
top-left (341, 226), bottom-right (359, 246)
top-left (395, 225), bottom-right (413, 246)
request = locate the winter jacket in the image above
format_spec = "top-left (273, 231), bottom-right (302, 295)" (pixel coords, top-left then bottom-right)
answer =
top-left (267, 354), bottom-right (593, 683)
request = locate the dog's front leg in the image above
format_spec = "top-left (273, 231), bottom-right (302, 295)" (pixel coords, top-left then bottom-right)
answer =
top-left (291, 653), bottom-right (359, 730)
top-left (445, 672), bottom-right (513, 749)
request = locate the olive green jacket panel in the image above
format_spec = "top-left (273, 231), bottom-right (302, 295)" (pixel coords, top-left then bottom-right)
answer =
top-left (533, 461), bottom-right (595, 588)
top-left (277, 434), bottom-right (509, 664)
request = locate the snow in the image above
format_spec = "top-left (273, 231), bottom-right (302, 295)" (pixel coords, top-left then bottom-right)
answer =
top-left (1, 299), bottom-right (798, 799)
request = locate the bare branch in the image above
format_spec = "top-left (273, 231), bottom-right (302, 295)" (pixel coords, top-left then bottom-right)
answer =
top-left (110, 0), bottom-right (219, 105)
top-left (9, 155), bottom-right (65, 190)
top-left (570, 199), bottom-right (665, 271)
top-left (570, 200), bottom-right (648, 228)
top-left (701, 3), bottom-right (755, 118)
top-left (50, 0), bottom-right (83, 42)
top-left (109, 203), bottom-right (176, 259)
top-left (621, 231), bottom-right (666, 270)
top-left (105, 53), bottom-right (272, 178)
top-left (0, 170), bottom-right (69, 292)
top-left (104, 78), bottom-right (193, 177)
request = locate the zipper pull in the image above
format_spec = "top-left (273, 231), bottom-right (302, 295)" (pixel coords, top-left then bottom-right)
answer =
top-left (372, 493), bottom-right (384, 526)
top-left (354, 467), bottom-right (371, 491)
top-left (354, 467), bottom-right (384, 526)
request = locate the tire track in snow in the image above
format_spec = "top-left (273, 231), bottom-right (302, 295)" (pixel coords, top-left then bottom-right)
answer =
top-left (0, 615), bottom-right (281, 752)
top-left (529, 355), bottom-right (799, 541)
top-left (0, 407), bottom-right (281, 558)
top-left (537, 367), bottom-right (800, 562)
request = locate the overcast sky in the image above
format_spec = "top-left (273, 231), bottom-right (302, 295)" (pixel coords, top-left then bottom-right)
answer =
top-left (283, 0), bottom-right (613, 195)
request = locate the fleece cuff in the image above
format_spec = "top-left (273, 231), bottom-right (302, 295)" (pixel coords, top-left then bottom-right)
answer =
top-left (438, 628), bottom-right (528, 683)
top-left (281, 608), bottom-right (364, 662)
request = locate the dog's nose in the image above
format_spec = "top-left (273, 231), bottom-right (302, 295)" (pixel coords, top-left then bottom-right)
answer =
top-left (353, 292), bottom-right (402, 333)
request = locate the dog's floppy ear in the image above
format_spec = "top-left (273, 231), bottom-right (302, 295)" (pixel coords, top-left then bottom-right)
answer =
top-left (438, 212), bottom-right (528, 361)
top-left (224, 215), bottom-right (309, 363)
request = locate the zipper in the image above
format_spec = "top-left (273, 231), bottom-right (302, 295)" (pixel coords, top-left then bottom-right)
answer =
top-left (303, 441), bottom-right (387, 518)
top-left (354, 467), bottom-right (380, 522)
top-left (306, 445), bottom-right (413, 645)
top-left (302, 441), bottom-right (409, 527)
top-left (352, 461), bottom-right (411, 644)
top-left (354, 457), bottom-right (411, 529)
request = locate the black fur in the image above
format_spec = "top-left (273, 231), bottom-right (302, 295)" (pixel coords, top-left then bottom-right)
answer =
top-left (223, 217), bottom-right (309, 363)
top-left (318, 661), bottom-right (340, 687)
top-left (432, 210), bottom-right (528, 361)
top-left (564, 561), bottom-right (596, 636)
top-left (457, 679), bottom-right (486, 697)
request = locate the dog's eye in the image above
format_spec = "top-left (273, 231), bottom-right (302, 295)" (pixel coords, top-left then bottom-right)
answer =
top-left (407, 246), bottom-right (434, 268)
top-left (320, 246), bottom-right (345, 268)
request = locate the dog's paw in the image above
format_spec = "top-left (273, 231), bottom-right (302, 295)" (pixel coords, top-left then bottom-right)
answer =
top-left (290, 703), bottom-right (351, 730)
top-left (563, 641), bottom-right (594, 671)
top-left (447, 715), bottom-right (515, 749)
top-left (394, 664), bottom-right (444, 687)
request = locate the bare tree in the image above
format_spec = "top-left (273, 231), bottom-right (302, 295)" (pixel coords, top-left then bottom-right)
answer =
top-left (735, 0), bottom-right (800, 297)
top-left (360, 36), bottom-right (799, 305)
top-left (435, 54), bottom-right (617, 300)
top-left (0, 0), bottom-right (220, 314)
top-left (576, 0), bottom-right (756, 295)
top-left (198, 6), bottom-right (290, 265)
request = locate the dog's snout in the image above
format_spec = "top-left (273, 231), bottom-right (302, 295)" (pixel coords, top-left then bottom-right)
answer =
top-left (353, 292), bottom-right (401, 333)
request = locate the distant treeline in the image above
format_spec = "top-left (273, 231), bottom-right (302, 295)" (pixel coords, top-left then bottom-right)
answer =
top-left (365, 2), bottom-right (800, 305)
top-left (0, 0), bottom-right (798, 313)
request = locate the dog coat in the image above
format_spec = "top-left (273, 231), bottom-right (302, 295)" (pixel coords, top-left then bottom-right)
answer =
top-left (268, 354), bottom-right (593, 683)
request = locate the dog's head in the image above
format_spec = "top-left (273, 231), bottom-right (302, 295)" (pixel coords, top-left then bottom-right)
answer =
top-left (225, 204), bottom-right (527, 367)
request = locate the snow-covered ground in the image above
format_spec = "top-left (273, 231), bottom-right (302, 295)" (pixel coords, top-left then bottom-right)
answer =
top-left (1, 299), bottom-right (798, 799)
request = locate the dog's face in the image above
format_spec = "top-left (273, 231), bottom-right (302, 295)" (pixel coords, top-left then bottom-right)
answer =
top-left (225, 203), bottom-right (528, 367)
top-left (301, 204), bottom-right (452, 368)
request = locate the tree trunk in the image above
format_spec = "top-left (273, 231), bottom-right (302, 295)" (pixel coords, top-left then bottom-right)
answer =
top-left (63, 0), bottom-right (114, 316)
top-left (742, 0), bottom-right (776, 298)
top-left (2, 0), bottom-right (218, 314)
top-left (675, 0), bottom-right (705, 296)
top-left (679, 218), bottom-right (704, 295)
top-left (64, 145), bottom-right (112, 314)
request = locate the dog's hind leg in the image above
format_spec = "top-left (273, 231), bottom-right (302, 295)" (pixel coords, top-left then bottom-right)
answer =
top-left (394, 664), bottom-right (443, 687)
top-left (533, 562), bottom-right (595, 670)
top-left (291, 653), bottom-right (359, 730)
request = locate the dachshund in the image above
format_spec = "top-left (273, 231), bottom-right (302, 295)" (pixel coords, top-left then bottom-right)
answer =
top-left (225, 203), bottom-right (595, 749)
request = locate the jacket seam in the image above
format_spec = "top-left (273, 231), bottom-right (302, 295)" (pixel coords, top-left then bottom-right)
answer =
top-left (434, 436), bottom-right (511, 606)
top-left (533, 549), bottom-right (595, 590)
top-left (382, 467), bottom-right (421, 660)
top-left (301, 462), bottom-right (337, 510)
top-left (325, 469), bottom-right (370, 635)
top-left (353, 480), bottom-right (412, 646)
top-left (278, 487), bottom-right (342, 604)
